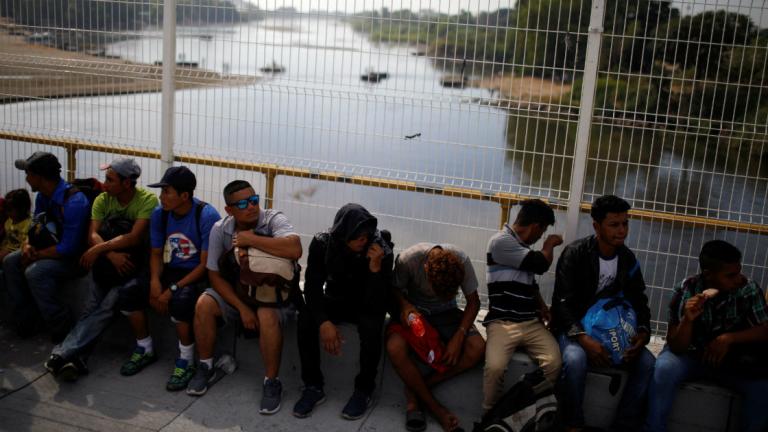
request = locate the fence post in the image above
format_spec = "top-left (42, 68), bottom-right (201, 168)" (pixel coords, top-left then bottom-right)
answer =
top-left (499, 202), bottom-right (510, 230)
top-left (66, 147), bottom-right (77, 182)
top-left (160, 0), bottom-right (177, 173)
top-left (265, 171), bottom-right (276, 209)
top-left (565, 0), bottom-right (605, 242)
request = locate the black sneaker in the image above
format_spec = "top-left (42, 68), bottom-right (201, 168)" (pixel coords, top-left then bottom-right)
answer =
top-left (259, 377), bottom-right (283, 415)
top-left (186, 362), bottom-right (216, 396)
top-left (58, 360), bottom-right (84, 382)
top-left (341, 389), bottom-right (371, 420)
top-left (292, 385), bottom-right (326, 418)
top-left (44, 354), bottom-right (67, 375)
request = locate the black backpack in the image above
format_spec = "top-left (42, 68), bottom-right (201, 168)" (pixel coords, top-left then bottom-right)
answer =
top-left (473, 369), bottom-right (558, 432)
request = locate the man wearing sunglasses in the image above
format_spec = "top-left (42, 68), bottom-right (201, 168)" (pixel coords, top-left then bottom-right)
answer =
top-left (188, 180), bottom-right (302, 416)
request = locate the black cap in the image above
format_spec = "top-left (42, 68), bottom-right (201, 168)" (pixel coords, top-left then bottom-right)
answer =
top-left (148, 166), bottom-right (196, 191)
top-left (14, 152), bottom-right (62, 176)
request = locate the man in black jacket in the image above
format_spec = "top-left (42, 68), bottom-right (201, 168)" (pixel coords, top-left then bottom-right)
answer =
top-left (293, 203), bottom-right (393, 421)
top-left (551, 195), bottom-right (655, 432)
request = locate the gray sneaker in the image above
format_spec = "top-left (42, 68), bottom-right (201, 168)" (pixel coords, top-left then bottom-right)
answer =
top-left (186, 362), bottom-right (215, 396)
top-left (259, 377), bottom-right (283, 415)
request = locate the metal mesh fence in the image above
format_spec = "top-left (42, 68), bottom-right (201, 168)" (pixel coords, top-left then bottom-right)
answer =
top-left (1, 0), bottom-right (767, 335)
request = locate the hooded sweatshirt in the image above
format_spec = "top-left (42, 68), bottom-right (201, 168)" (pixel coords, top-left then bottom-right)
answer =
top-left (303, 203), bottom-right (394, 325)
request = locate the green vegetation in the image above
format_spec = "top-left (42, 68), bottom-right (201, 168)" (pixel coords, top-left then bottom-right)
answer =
top-left (350, 2), bottom-right (768, 130)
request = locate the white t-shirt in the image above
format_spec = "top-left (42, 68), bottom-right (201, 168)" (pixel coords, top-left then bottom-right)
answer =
top-left (597, 255), bottom-right (618, 293)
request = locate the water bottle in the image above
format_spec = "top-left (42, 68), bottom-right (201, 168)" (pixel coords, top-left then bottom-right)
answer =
top-left (215, 353), bottom-right (238, 375)
top-left (407, 313), bottom-right (426, 337)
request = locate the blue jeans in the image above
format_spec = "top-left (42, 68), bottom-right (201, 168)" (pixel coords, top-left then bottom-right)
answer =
top-left (645, 347), bottom-right (768, 432)
top-left (52, 280), bottom-right (120, 360)
top-left (557, 333), bottom-right (655, 429)
top-left (2, 250), bottom-right (78, 328)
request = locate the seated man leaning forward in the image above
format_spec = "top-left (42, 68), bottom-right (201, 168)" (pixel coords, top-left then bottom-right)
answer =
top-left (645, 240), bottom-right (768, 432)
top-left (44, 158), bottom-right (157, 381)
top-left (293, 203), bottom-right (394, 421)
top-left (4, 152), bottom-right (90, 342)
top-left (551, 195), bottom-right (655, 432)
top-left (146, 166), bottom-right (221, 389)
top-left (482, 199), bottom-right (563, 413)
top-left (386, 243), bottom-right (485, 432)
top-left (187, 180), bottom-right (301, 416)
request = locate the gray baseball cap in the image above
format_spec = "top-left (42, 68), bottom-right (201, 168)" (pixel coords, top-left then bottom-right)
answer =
top-left (14, 152), bottom-right (62, 175)
top-left (100, 158), bottom-right (141, 179)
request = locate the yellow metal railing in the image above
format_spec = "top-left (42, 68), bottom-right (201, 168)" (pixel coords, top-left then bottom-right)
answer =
top-left (3, 130), bottom-right (767, 235)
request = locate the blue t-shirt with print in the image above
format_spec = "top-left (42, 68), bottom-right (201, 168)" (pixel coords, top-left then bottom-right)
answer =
top-left (150, 198), bottom-right (221, 270)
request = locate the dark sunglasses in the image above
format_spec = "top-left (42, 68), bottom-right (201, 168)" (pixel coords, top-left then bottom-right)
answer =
top-left (227, 194), bottom-right (259, 210)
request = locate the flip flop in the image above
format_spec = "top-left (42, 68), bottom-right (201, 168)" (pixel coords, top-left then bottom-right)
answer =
top-left (406, 409), bottom-right (427, 432)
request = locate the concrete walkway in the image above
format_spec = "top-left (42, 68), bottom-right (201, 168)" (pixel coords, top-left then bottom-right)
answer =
top-left (0, 314), bottom-right (487, 432)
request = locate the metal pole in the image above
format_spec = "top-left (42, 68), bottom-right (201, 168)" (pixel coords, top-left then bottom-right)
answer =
top-left (160, 0), bottom-right (177, 173)
top-left (499, 202), bottom-right (510, 230)
top-left (265, 171), bottom-right (276, 209)
top-left (67, 147), bottom-right (76, 182)
top-left (565, 0), bottom-right (605, 241)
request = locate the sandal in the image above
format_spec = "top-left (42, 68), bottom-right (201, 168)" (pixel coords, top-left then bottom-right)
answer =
top-left (406, 409), bottom-right (427, 432)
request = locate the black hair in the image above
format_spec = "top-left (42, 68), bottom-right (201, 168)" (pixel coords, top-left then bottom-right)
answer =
top-left (699, 240), bottom-right (742, 272)
top-left (590, 195), bottom-right (631, 223)
top-left (514, 199), bottom-right (555, 227)
top-left (5, 189), bottom-right (32, 217)
top-left (167, 185), bottom-right (195, 201)
top-left (39, 169), bottom-right (61, 182)
top-left (223, 180), bottom-right (252, 202)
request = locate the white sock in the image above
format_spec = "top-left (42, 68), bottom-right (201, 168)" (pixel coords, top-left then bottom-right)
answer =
top-left (137, 336), bottom-right (153, 355)
top-left (264, 376), bottom-right (279, 383)
top-left (200, 358), bottom-right (214, 369)
top-left (179, 342), bottom-right (194, 362)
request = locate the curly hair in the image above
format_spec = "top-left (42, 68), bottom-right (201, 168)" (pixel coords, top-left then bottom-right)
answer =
top-left (426, 248), bottom-right (465, 300)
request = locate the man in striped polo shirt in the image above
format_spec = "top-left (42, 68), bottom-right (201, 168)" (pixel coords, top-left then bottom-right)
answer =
top-left (482, 199), bottom-right (563, 413)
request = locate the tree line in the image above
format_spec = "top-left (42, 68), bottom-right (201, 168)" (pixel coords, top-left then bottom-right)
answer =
top-left (350, 1), bottom-right (768, 130)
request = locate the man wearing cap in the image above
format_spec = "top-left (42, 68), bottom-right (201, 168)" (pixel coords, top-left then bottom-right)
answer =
top-left (4, 152), bottom-right (90, 341)
top-left (187, 179), bottom-right (301, 416)
top-left (129, 166), bottom-right (220, 388)
top-left (43, 157), bottom-right (158, 381)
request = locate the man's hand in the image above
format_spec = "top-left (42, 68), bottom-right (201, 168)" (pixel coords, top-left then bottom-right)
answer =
top-left (367, 243), bottom-right (384, 273)
top-left (239, 305), bottom-right (259, 331)
top-left (578, 334), bottom-right (612, 368)
top-left (703, 333), bottom-right (733, 368)
top-left (232, 230), bottom-right (257, 249)
top-left (106, 251), bottom-right (134, 275)
top-left (148, 278), bottom-right (165, 313)
top-left (543, 234), bottom-right (564, 249)
top-left (151, 288), bottom-right (171, 315)
top-left (538, 305), bottom-right (552, 328)
top-left (400, 301), bottom-right (419, 327)
top-left (79, 245), bottom-right (103, 270)
top-left (442, 331), bottom-right (464, 367)
top-left (320, 321), bottom-right (344, 356)
top-left (21, 244), bottom-right (38, 265)
top-left (623, 329), bottom-right (649, 362)
top-left (683, 294), bottom-right (707, 323)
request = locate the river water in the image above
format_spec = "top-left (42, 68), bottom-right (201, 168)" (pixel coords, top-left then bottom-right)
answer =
top-left (1, 17), bottom-right (766, 330)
